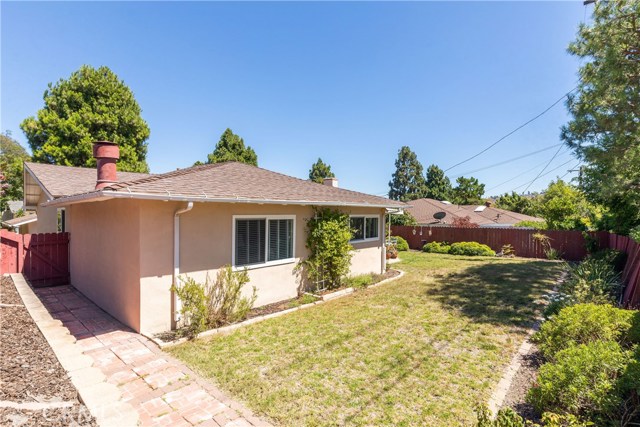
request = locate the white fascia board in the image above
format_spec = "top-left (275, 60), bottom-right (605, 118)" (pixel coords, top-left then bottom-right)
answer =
top-left (41, 190), bottom-right (405, 209)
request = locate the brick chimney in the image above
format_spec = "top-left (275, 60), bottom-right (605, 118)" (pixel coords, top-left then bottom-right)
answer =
top-left (93, 141), bottom-right (119, 190)
top-left (323, 177), bottom-right (338, 188)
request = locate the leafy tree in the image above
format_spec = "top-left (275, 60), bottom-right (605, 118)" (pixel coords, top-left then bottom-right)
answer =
top-left (388, 146), bottom-right (427, 201)
top-left (424, 164), bottom-right (453, 201)
top-left (308, 158), bottom-right (335, 183)
top-left (389, 211), bottom-right (417, 226)
top-left (451, 216), bottom-right (479, 228)
top-left (20, 65), bottom-right (150, 172)
top-left (495, 191), bottom-right (538, 216)
top-left (0, 132), bottom-right (31, 211)
top-left (538, 180), bottom-right (599, 230)
top-left (561, 0), bottom-right (640, 234)
top-left (206, 128), bottom-right (257, 166)
top-left (451, 176), bottom-right (485, 205)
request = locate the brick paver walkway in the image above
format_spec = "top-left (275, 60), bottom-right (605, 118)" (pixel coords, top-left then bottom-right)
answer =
top-left (34, 285), bottom-right (271, 427)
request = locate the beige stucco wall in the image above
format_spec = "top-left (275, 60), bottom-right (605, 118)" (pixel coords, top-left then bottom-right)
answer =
top-left (33, 193), bottom-right (58, 233)
top-left (66, 198), bottom-right (386, 335)
top-left (68, 199), bottom-right (142, 331)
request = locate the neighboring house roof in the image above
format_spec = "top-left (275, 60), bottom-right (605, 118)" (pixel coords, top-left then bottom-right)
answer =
top-left (1, 212), bottom-right (37, 228)
top-left (31, 161), bottom-right (406, 209)
top-left (406, 198), bottom-right (543, 227)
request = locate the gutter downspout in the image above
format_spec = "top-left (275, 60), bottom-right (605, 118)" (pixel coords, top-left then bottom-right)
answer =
top-left (173, 202), bottom-right (194, 328)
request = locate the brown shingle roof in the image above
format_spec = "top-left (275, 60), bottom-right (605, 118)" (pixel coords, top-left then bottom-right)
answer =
top-left (406, 198), bottom-right (543, 227)
top-left (1, 212), bottom-right (37, 228)
top-left (25, 162), bottom-right (151, 198)
top-left (37, 162), bottom-right (406, 209)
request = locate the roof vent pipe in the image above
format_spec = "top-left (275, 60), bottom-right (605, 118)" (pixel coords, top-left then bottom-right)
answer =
top-left (93, 141), bottom-right (120, 190)
top-left (323, 177), bottom-right (338, 188)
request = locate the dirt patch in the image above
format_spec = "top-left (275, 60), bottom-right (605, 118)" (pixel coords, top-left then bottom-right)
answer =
top-left (500, 344), bottom-right (544, 422)
top-left (0, 276), bottom-right (96, 426)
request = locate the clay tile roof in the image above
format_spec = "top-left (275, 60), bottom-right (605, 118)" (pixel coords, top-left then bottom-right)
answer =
top-left (24, 162), bottom-right (151, 198)
top-left (103, 162), bottom-right (406, 208)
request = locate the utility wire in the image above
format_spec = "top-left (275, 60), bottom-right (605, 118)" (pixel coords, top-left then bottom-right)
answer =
top-left (485, 154), bottom-right (567, 193)
top-left (516, 156), bottom-right (575, 193)
top-left (521, 144), bottom-right (565, 193)
top-left (444, 88), bottom-right (577, 172)
top-left (452, 143), bottom-right (563, 178)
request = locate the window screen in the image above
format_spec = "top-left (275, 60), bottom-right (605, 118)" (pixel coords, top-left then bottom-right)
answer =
top-left (365, 217), bottom-right (379, 239)
top-left (350, 217), bottom-right (365, 241)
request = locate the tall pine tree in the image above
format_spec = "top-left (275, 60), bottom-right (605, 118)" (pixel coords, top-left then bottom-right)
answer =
top-left (424, 164), bottom-right (453, 201)
top-left (388, 146), bottom-right (427, 202)
top-left (308, 158), bottom-right (335, 183)
top-left (206, 128), bottom-right (258, 166)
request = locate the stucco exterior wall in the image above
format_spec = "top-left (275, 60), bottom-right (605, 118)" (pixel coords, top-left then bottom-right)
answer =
top-left (136, 202), bottom-right (386, 334)
top-left (68, 199), bottom-right (142, 331)
top-left (66, 198), bottom-right (386, 335)
top-left (33, 193), bottom-right (58, 233)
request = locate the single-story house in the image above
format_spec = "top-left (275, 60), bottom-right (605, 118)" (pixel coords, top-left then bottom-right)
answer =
top-left (406, 198), bottom-right (543, 228)
top-left (25, 142), bottom-right (406, 335)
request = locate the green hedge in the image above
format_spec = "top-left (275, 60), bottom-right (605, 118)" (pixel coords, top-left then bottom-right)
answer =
top-left (449, 242), bottom-right (496, 257)
top-left (394, 236), bottom-right (409, 251)
top-left (422, 241), bottom-right (451, 254)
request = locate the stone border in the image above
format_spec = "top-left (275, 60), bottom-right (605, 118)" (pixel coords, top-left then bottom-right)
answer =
top-left (10, 273), bottom-right (139, 427)
top-left (151, 269), bottom-right (405, 349)
top-left (486, 269), bottom-right (568, 416)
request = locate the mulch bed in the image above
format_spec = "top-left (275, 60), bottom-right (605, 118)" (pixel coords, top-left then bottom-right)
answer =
top-left (500, 344), bottom-right (544, 423)
top-left (0, 275), bottom-right (96, 426)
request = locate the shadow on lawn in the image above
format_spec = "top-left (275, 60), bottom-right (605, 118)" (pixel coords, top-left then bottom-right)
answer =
top-left (426, 260), bottom-right (559, 328)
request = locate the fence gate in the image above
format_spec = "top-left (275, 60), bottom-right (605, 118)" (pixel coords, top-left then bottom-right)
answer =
top-left (1, 230), bottom-right (70, 287)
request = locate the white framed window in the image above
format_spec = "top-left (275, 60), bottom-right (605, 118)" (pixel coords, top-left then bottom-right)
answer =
top-left (349, 215), bottom-right (380, 242)
top-left (232, 215), bottom-right (295, 269)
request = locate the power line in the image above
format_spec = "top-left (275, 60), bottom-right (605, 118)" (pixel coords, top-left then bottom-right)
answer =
top-left (444, 88), bottom-right (577, 172)
top-left (515, 157), bottom-right (575, 193)
top-left (452, 143), bottom-right (563, 178)
top-left (521, 144), bottom-right (565, 193)
top-left (485, 155), bottom-right (566, 193)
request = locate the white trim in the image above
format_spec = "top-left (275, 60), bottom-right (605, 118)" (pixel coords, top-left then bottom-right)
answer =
top-left (349, 214), bottom-right (381, 243)
top-left (231, 214), bottom-right (296, 270)
top-left (23, 163), bottom-right (54, 201)
top-left (40, 189), bottom-right (406, 210)
top-left (1, 215), bottom-right (38, 228)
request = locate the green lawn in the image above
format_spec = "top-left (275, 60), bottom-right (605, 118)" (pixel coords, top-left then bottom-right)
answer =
top-left (169, 252), bottom-right (562, 426)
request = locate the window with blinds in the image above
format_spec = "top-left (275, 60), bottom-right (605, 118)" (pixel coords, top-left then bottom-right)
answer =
top-left (235, 219), bottom-right (266, 266)
top-left (268, 219), bottom-right (293, 261)
top-left (350, 215), bottom-right (379, 242)
top-left (234, 217), bottom-right (294, 267)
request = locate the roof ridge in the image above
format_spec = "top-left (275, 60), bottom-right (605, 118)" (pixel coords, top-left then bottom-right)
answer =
top-left (24, 161), bottom-right (151, 175)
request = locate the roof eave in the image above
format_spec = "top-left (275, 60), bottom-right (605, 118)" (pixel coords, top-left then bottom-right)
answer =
top-left (41, 190), bottom-right (406, 209)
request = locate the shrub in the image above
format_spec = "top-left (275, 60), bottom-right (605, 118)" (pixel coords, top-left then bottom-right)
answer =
top-left (394, 236), bottom-right (409, 251)
top-left (301, 208), bottom-right (354, 290)
top-left (449, 241), bottom-right (496, 257)
top-left (207, 266), bottom-right (257, 326)
top-left (501, 244), bottom-right (516, 257)
top-left (172, 277), bottom-right (208, 337)
top-left (423, 241), bottom-right (451, 254)
top-left (475, 404), bottom-right (530, 426)
top-left (540, 413), bottom-right (594, 427)
top-left (514, 220), bottom-right (548, 230)
top-left (534, 304), bottom-right (636, 360)
top-left (589, 249), bottom-right (627, 273)
top-left (527, 340), bottom-right (631, 420)
top-left (561, 258), bottom-right (622, 305)
top-left (629, 225), bottom-right (640, 244)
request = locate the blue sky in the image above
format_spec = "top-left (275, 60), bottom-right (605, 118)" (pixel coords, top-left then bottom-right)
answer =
top-left (2, 1), bottom-right (588, 197)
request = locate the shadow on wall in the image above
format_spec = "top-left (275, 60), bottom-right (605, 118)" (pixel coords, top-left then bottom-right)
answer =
top-left (425, 260), bottom-right (560, 328)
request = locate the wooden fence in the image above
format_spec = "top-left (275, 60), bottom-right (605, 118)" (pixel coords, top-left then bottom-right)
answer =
top-left (1, 230), bottom-right (70, 287)
top-left (391, 225), bottom-right (640, 307)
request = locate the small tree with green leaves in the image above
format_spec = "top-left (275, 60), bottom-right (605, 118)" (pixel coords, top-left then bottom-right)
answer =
top-left (308, 158), bottom-right (335, 183)
top-left (301, 208), bottom-right (354, 290)
top-left (205, 128), bottom-right (258, 166)
top-left (0, 132), bottom-right (30, 211)
top-left (452, 176), bottom-right (485, 205)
